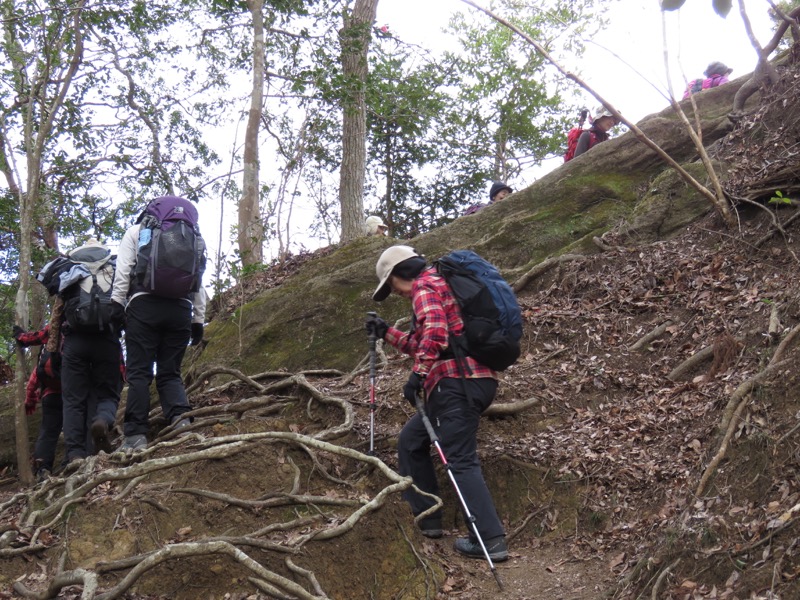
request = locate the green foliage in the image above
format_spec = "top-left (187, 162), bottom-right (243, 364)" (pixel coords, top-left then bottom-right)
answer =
top-left (0, 0), bottom-right (224, 258)
top-left (768, 190), bottom-right (792, 205)
top-left (445, 1), bottom-right (604, 182)
top-left (364, 41), bottom-right (468, 237)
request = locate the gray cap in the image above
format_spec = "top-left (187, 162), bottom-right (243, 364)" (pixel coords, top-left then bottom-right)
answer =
top-left (704, 61), bottom-right (733, 77)
top-left (373, 245), bottom-right (420, 301)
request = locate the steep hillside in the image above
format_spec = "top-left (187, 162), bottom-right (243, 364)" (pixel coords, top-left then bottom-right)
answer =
top-left (185, 74), bottom-right (749, 380)
top-left (2, 62), bottom-right (800, 599)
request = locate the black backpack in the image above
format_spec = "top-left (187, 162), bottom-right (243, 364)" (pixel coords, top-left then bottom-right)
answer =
top-left (60, 244), bottom-right (117, 333)
top-left (35, 347), bottom-right (61, 383)
top-left (435, 250), bottom-right (523, 371)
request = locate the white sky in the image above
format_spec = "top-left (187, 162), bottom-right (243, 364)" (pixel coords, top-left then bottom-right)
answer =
top-left (202, 0), bottom-right (776, 282)
top-left (377, 0), bottom-right (773, 123)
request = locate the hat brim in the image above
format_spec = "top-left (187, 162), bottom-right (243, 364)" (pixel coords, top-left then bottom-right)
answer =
top-left (373, 278), bottom-right (391, 301)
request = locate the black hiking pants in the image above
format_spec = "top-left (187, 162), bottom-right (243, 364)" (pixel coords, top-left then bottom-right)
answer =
top-left (61, 331), bottom-right (122, 461)
top-left (123, 294), bottom-right (192, 437)
top-left (34, 392), bottom-right (62, 472)
top-left (398, 377), bottom-right (505, 541)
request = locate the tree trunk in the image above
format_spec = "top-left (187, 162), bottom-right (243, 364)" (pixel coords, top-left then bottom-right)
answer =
top-left (6, 0), bottom-right (88, 485)
top-left (338, 0), bottom-right (379, 244)
top-left (383, 119), bottom-right (393, 234)
top-left (239, 0), bottom-right (266, 266)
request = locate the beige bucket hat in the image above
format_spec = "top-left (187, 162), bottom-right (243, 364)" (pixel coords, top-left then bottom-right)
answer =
top-left (373, 245), bottom-right (420, 301)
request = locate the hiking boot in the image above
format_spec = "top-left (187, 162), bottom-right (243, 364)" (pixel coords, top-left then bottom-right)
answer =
top-left (91, 419), bottom-right (114, 454)
top-left (119, 434), bottom-right (147, 452)
top-left (454, 536), bottom-right (508, 562)
top-left (418, 516), bottom-right (443, 539)
top-left (35, 468), bottom-right (51, 483)
top-left (171, 416), bottom-right (191, 431)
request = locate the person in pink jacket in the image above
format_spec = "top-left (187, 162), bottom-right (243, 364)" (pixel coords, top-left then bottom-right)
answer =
top-left (683, 61), bottom-right (733, 99)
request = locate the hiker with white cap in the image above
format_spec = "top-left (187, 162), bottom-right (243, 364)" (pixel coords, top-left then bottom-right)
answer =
top-left (573, 104), bottom-right (618, 159)
top-left (365, 245), bottom-right (508, 562)
top-left (364, 215), bottom-right (388, 236)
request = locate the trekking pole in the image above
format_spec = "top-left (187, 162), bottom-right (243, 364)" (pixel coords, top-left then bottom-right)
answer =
top-left (414, 389), bottom-right (504, 591)
top-left (367, 311), bottom-right (378, 455)
top-left (578, 107), bottom-right (588, 128)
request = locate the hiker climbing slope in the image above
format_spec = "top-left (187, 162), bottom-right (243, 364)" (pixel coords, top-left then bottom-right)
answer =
top-left (463, 181), bottom-right (513, 216)
top-left (367, 245), bottom-right (509, 562)
top-left (58, 239), bottom-right (124, 464)
top-left (112, 195), bottom-right (207, 452)
top-left (683, 61), bottom-right (733, 99)
top-left (572, 104), bottom-right (618, 160)
top-left (13, 314), bottom-right (64, 480)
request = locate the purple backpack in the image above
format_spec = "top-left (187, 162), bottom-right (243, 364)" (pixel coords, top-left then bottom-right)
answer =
top-left (463, 203), bottom-right (486, 216)
top-left (133, 196), bottom-right (206, 298)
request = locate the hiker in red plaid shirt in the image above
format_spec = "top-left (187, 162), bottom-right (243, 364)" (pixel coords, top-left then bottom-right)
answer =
top-left (367, 245), bottom-right (508, 562)
top-left (13, 324), bottom-right (63, 480)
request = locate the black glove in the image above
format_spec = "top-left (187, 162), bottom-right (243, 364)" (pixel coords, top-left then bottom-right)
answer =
top-left (110, 301), bottom-right (125, 323)
top-left (365, 315), bottom-right (388, 340)
top-left (402, 372), bottom-right (424, 407)
top-left (12, 325), bottom-right (24, 343)
top-left (190, 323), bottom-right (204, 346)
top-left (110, 301), bottom-right (126, 333)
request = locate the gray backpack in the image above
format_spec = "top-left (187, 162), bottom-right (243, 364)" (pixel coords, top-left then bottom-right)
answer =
top-left (61, 244), bottom-right (116, 333)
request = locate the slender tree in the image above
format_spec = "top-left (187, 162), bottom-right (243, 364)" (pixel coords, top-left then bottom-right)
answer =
top-left (240, 0), bottom-right (266, 266)
top-left (1, 0), bottom-right (89, 485)
top-left (338, 0), bottom-right (379, 243)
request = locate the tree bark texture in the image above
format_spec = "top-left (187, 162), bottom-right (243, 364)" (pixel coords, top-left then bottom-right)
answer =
top-left (338, 0), bottom-right (379, 244)
top-left (239, 0), bottom-right (266, 266)
top-left (7, 0), bottom-right (88, 486)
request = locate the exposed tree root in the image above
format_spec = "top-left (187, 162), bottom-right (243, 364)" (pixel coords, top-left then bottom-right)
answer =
top-left (511, 254), bottom-right (585, 293)
top-left (651, 558), bottom-right (681, 600)
top-left (697, 357), bottom-right (792, 496)
top-left (3, 370), bottom-right (425, 599)
top-left (668, 345), bottom-right (714, 381)
top-left (628, 320), bottom-right (673, 352)
top-left (754, 208), bottom-right (800, 248)
top-left (340, 338), bottom-right (388, 386)
top-left (507, 499), bottom-right (551, 543)
top-left (771, 322), bottom-right (800, 365)
top-left (186, 366), bottom-right (343, 396)
top-left (484, 397), bottom-right (540, 416)
top-left (396, 519), bottom-right (439, 600)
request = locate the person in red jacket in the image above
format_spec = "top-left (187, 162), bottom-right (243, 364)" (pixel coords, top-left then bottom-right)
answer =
top-left (366, 245), bottom-right (508, 562)
top-left (13, 324), bottom-right (63, 480)
top-left (573, 105), bottom-right (618, 159)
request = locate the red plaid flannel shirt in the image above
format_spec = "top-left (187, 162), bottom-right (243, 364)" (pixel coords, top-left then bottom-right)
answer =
top-left (384, 266), bottom-right (496, 393)
top-left (16, 326), bottom-right (50, 348)
top-left (16, 325), bottom-right (62, 400)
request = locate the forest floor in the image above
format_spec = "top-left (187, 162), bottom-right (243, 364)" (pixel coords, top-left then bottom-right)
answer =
top-left (2, 210), bottom-right (800, 600)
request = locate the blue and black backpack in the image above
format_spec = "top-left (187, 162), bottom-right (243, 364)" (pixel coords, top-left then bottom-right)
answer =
top-left (435, 250), bottom-right (523, 371)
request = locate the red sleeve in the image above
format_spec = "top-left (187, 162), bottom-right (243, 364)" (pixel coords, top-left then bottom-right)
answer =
top-left (25, 370), bottom-right (40, 410)
top-left (16, 326), bottom-right (50, 348)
